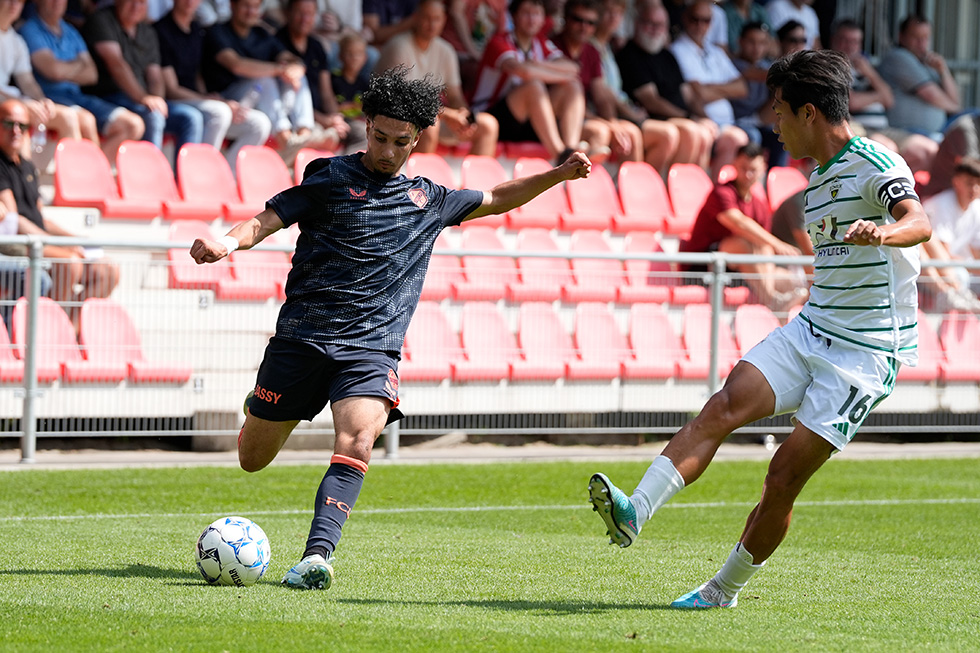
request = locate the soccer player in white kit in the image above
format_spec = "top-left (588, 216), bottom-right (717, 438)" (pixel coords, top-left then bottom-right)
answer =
top-left (588, 49), bottom-right (933, 609)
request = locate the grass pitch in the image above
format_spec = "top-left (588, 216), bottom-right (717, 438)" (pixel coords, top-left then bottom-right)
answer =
top-left (0, 457), bottom-right (978, 652)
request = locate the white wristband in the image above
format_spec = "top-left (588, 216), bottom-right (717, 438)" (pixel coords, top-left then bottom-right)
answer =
top-left (217, 235), bottom-right (240, 254)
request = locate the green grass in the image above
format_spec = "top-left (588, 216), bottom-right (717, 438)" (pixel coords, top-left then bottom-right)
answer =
top-left (1, 458), bottom-right (978, 652)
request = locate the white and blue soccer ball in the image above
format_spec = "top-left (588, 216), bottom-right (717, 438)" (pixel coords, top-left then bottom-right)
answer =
top-left (195, 516), bottom-right (271, 587)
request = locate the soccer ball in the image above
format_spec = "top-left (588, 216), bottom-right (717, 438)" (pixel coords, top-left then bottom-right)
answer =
top-left (194, 516), bottom-right (271, 587)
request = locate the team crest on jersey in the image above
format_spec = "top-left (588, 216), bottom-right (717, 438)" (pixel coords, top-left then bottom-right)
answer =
top-left (408, 188), bottom-right (428, 209)
top-left (829, 177), bottom-right (842, 200)
top-left (349, 187), bottom-right (367, 199)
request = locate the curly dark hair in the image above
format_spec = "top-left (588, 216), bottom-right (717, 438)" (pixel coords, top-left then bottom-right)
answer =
top-left (361, 66), bottom-right (444, 132)
top-left (767, 50), bottom-right (852, 125)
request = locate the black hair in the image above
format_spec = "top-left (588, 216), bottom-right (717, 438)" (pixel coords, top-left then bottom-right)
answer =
top-left (564, 0), bottom-right (601, 18)
top-left (509, 0), bottom-right (544, 16)
top-left (831, 18), bottom-right (862, 35)
top-left (739, 21), bottom-right (768, 39)
top-left (899, 14), bottom-right (930, 35)
top-left (737, 143), bottom-right (765, 159)
top-left (767, 49), bottom-right (852, 125)
top-left (954, 157), bottom-right (980, 179)
top-left (360, 66), bottom-right (443, 132)
top-left (776, 20), bottom-right (804, 42)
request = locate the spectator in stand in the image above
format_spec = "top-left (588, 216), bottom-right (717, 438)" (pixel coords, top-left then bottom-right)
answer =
top-left (204, 0), bottom-right (337, 164)
top-left (922, 113), bottom-right (980, 199)
top-left (731, 21), bottom-right (782, 166)
top-left (82, 0), bottom-right (204, 156)
top-left (363, 0), bottom-right (419, 48)
top-left (590, 0), bottom-right (683, 175)
top-left (829, 19), bottom-right (889, 140)
top-left (616, 2), bottom-right (712, 170)
top-left (774, 19), bottom-right (805, 57)
top-left (443, 0), bottom-right (508, 83)
top-left (679, 143), bottom-right (806, 311)
top-left (19, 0), bottom-right (145, 166)
top-left (0, 98), bottom-right (118, 330)
top-left (669, 0), bottom-right (750, 178)
top-left (155, 0), bottom-right (271, 172)
top-left (376, 0), bottom-right (499, 156)
top-left (469, 0), bottom-right (586, 164)
top-left (920, 157), bottom-right (980, 313)
top-left (275, 0), bottom-right (350, 144)
top-left (877, 15), bottom-right (961, 144)
top-left (765, 0), bottom-right (819, 49)
top-left (1, 0), bottom-right (99, 154)
top-left (323, 32), bottom-right (370, 152)
top-left (720, 0), bottom-right (769, 56)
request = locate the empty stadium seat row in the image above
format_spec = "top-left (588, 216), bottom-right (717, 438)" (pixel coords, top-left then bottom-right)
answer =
top-left (409, 153), bottom-right (810, 236)
top-left (0, 298), bottom-right (191, 384)
top-left (53, 139), bottom-right (331, 222)
top-left (401, 302), bottom-right (980, 385)
top-left (424, 226), bottom-right (751, 305)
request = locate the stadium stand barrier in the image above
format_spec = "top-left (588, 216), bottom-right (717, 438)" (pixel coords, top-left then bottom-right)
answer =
top-left (1, 232), bottom-right (978, 463)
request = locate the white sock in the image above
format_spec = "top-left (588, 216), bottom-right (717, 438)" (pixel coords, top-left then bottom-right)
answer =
top-left (631, 455), bottom-right (685, 526)
top-left (711, 543), bottom-right (765, 601)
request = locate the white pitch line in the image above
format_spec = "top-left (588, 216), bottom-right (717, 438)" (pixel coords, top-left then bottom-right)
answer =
top-left (1, 497), bottom-right (978, 523)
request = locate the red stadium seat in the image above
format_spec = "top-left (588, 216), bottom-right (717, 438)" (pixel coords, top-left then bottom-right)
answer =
top-left (453, 302), bottom-right (518, 381)
top-left (459, 155), bottom-right (508, 228)
top-left (666, 163), bottom-right (713, 237)
top-left (167, 221), bottom-right (275, 300)
top-left (177, 143), bottom-right (254, 222)
top-left (116, 140), bottom-right (221, 221)
top-left (563, 230), bottom-right (624, 303)
top-left (733, 304), bottom-right (781, 356)
top-left (421, 233), bottom-right (462, 301)
top-left (227, 249), bottom-right (288, 301)
top-left (53, 139), bottom-right (159, 219)
top-left (507, 228), bottom-right (571, 302)
top-left (451, 225), bottom-right (517, 300)
top-left (624, 303), bottom-right (681, 379)
top-left (766, 166), bottom-right (809, 213)
top-left (677, 303), bottom-right (740, 379)
top-left (717, 164), bottom-right (737, 184)
top-left (504, 141), bottom-right (551, 159)
top-left (406, 152), bottom-right (457, 188)
top-left (567, 302), bottom-right (628, 380)
top-left (617, 231), bottom-right (672, 304)
top-left (614, 161), bottom-right (672, 233)
top-left (294, 147), bottom-right (333, 184)
top-left (508, 157), bottom-right (568, 229)
top-left (401, 302), bottom-right (461, 382)
top-left (13, 297), bottom-right (126, 383)
top-left (236, 145), bottom-right (294, 213)
top-left (562, 164), bottom-right (620, 230)
top-left (938, 311), bottom-right (980, 382)
top-left (898, 310), bottom-right (945, 383)
top-left (512, 302), bottom-right (573, 381)
top-left (0, 318), bottom-right (24, 383)
top-left (78, 298), bottom-right (192, 383)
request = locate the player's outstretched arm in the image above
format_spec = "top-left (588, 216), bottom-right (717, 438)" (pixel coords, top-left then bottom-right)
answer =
top-left (461, 152), bottom-right (592, 222)
top-left (843, 199), bottom-right (932, 248)
top-left (189, 208), bottom-right (286, 264)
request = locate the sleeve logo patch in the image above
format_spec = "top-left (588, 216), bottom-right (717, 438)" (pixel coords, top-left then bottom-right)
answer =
top-left (408, 188), bottom-right (429, 209)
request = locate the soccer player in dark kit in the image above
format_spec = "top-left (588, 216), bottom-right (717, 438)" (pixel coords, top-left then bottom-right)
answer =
top-left (190, 66), bottom-right (592, 589)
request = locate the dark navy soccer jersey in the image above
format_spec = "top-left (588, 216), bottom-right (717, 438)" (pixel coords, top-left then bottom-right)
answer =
top-left (267, 153), bottom-right (484, 354)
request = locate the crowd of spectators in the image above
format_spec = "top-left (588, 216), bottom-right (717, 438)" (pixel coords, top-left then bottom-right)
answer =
top-left (0, 0), bottom-right (979, 314)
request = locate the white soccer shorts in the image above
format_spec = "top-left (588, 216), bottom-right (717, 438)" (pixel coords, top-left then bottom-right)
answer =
top-left (741, 317), bottom-right (900, 451)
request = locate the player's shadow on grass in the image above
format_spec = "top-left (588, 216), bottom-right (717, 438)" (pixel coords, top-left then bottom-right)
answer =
top-left (336, 597), bottom-right (674, 614)
top-left (0, 564), bottom-right (199, 583)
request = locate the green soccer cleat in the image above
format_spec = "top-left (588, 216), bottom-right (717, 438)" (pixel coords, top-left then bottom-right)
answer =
top-left (281, 554), bottom-right (334, 590)
top-left (243, 390), bottom-right (253, 417)
top-left (588, 473), bottom-right (640, 548)
top-left (670, 582), bottom-right (738, 609)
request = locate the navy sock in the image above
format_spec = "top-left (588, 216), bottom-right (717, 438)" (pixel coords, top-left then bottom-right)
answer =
top-left (303, 454), bottom-right (367, 558)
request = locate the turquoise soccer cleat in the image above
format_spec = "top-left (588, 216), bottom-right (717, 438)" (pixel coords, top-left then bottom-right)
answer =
top-left (281, 554), bottom-right (335, 590)
top-left (670, 582), bottom-right (738, 609)
top-left (588, 473), bottom-right (640, 548)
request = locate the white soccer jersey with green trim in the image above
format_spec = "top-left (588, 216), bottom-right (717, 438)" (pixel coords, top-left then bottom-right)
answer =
top-left (799, 136), bottom-right (920, 366)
